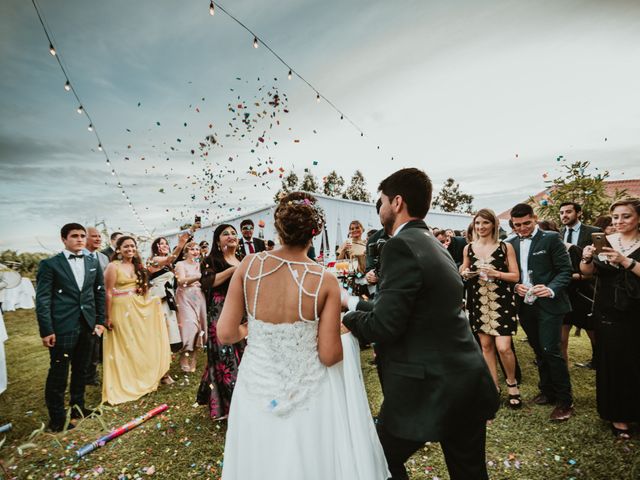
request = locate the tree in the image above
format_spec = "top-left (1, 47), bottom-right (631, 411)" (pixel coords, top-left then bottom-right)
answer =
top-left (531, 160), bottom-right (627, 224)
top-left (322, 170), bottom-right (345, 197)
top-left (300, 169), bottom-right (320, 193)
top-left (342, 170), bottom-right (371, 202)
top-left (432, 178), bottom-right (474, 214)
top-left (274, 171), bottom-right (299, 202)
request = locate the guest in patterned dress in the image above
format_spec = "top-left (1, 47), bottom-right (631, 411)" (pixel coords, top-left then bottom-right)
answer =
top-left (175, 242), bottom-right (208, 373)
top-left (196, 224), bottom-right (245, 420)
top-left (460, 209), bottom-right (522, 408)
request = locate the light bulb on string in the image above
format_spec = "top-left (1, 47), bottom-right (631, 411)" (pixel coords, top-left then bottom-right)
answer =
top-left (209, 1), bottom-right (215, 15)
top-left (288, 70), bottom-right (292, 80)
top-left (88, 124), bottom-right (93, 132)
top-left (49, 44), bottom-right (56, 56)
top-left (98, 144), bottom-right (103, 151)
top-left (253, 37), bottom-right (259, 48)
top-left (77, 105), bottom-right (83, 114)
top-left (111, 170), bottom-right (116, 176)
top-left (316, 93), bottom-right (321, 103)
top-left (340, 114), bottom-right (344, 120)
top-left (64, 81), bottom-right (71, 91)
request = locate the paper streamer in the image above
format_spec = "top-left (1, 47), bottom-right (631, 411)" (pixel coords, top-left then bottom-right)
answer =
top-left (76, 404), bottom-right (168, 458)
top-left (0, 422), bottom-right (12, 433)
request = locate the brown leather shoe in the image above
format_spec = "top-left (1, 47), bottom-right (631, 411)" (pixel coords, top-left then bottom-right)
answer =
top-left (550, 404), bottom-right (574, 421)
top-left (531, 393), bottom-right (554, 405)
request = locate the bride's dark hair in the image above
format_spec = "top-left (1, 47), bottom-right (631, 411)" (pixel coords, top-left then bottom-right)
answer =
top-left (274, 192), bottom-right (324, 247)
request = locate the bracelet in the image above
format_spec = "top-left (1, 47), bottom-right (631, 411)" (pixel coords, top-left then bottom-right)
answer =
top-left (626, 259), bottom-right (637, 271)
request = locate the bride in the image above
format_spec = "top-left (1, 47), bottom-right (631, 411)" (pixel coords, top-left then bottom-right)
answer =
top-left (217, 192), bottom-right (389, 479)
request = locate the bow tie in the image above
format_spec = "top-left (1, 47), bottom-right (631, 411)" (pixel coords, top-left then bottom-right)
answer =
top-left (519, 235), bottom-right (533, 241)
top-left (68, 254), bottom-right (84, 260)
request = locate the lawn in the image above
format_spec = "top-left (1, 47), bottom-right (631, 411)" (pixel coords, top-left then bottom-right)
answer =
top-left (0, 309), bottom-right (638, 479)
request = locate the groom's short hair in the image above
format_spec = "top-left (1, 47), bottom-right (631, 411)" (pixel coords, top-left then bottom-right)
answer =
top-left (378, 168), bottom-right (432, 219)
top-left (61, 223), bottom-right (86, 239)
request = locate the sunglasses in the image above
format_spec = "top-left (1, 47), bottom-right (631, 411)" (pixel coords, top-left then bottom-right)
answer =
top-left (241, 226), bottom-right (254, 231)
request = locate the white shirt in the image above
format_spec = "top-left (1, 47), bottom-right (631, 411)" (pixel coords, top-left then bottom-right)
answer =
top-left (64, 250), bottom-right (85, 289)
top-left (564, 221), bottom-right (581, 245)
top-left (518, 228), bottom-right (554, 297)
top-left (242, 238), bottom-right (255, 256)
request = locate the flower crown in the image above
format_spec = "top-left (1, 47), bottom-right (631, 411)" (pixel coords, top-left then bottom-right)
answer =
top-left (278, 196), bottom-right (325, 236)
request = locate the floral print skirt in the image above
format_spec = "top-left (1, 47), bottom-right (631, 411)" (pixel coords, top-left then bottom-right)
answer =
top-left (196, 297), bottom-right (246, 419)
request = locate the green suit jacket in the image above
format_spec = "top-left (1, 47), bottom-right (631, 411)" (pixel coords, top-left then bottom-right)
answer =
top-left (507, 229), bottom-right (572, 315)
top-left (343, 220), bottom-right (498, 442)
top-left (35, 253), bottom-right (106, 338)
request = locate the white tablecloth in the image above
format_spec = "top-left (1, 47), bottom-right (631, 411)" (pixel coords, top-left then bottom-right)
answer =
top-left (0, 278), bottom-right (36, 311)
top-left (0, 308), bottom-right (7, 395)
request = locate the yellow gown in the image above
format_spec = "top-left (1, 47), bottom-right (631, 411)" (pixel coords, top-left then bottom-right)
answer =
top-left (102, 262), bottom-right (171, 405)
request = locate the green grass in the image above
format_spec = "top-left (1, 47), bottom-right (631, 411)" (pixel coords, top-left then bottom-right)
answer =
top-left (0, 309), bottom-right (638, 479)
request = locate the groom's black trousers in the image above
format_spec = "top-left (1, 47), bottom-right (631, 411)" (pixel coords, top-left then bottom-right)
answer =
top-left (377, 420), bottom-right (488, 480)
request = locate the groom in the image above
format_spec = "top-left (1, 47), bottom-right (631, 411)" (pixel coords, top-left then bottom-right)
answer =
top-left (36, 223), bottom-right (106, 431)
top-left (343, 168), bottom-right (498, 480)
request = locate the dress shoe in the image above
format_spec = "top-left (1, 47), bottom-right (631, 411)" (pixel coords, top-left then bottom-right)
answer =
top-left (531, 393), bottom-right (555, 405)
top-left (550, 404), bottom-right (574, 422)
top-left (48, 421), bottom-right (75, 433)
top-left (576, 360), bottom-right (594, 369)
top-left (70, 407), bottom-right (100, 419)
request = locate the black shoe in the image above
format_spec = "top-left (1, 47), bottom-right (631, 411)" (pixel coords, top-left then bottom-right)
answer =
top-left (48, 421), bottom-right (75, 433)
top-left (506, 381), bottom-right (523, 409)
top-left (531, 393), bottom-right (555, 405)
top-left (70, 407), bottom-right (101, 419)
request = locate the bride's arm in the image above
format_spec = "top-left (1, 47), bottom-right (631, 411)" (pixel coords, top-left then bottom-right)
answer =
top-left (217, 258), bottom-right (249, 344)
top-left (317, 274), bottom-right (343, 366)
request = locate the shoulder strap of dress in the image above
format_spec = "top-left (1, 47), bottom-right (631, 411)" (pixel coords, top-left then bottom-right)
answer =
top-left (243, 254), bottom-right (262, 317)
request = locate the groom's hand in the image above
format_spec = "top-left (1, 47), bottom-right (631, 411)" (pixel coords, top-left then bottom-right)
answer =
top-left (340, 322), bottom-right (351, 334)
top-left (42, 334), bottom-right (56, 348)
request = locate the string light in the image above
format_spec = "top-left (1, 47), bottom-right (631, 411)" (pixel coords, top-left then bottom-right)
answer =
top-left (205, 1), bottom-right (376, 155)
top-left (31, 0), bottom-right (152, 237)
top-left (209, 1), bottom-right (215, 16)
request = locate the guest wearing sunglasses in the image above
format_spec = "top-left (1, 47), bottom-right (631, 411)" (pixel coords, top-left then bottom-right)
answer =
top-left (237, 219), bottom-right (266, 257)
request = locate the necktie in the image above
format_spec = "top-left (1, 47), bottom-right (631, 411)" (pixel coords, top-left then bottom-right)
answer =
top-left (519, 235), bottom-right (532, 242)
top-left (566, 228), bottom-right (574, 244)
top-left (248, 241), bottom-right (255, 254)
top-left (69, 254), bottom-right (84, 260)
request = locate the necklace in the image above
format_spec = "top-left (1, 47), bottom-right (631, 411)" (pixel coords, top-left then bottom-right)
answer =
top-left (617, 234), bottom-right (640, 255)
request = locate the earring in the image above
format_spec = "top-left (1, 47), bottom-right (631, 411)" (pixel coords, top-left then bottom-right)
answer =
top-left (117, 252), bottom-right (123, 260)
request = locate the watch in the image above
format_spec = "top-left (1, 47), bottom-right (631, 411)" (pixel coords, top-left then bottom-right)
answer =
top-left (626, 259), bottom-right (637, 271)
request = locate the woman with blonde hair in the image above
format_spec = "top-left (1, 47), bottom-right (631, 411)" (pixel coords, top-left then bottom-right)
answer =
top-left (460, 209), bottom-right (522, 408)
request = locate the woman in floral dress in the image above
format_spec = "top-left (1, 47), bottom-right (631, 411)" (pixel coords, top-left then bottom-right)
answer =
top-left (461, 209), bottom-right (522, 408)
top-left (196, 224), bottom-right (245, 420)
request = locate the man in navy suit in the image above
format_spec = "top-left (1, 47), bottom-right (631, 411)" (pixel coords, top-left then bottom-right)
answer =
top-left (36, 223), bottom-right (105, 431)
top-left (508, 204), bottom-right (574, 421)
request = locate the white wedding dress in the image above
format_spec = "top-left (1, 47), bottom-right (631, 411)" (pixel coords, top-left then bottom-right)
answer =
top-left (222, 253), bottom-right (389, 480)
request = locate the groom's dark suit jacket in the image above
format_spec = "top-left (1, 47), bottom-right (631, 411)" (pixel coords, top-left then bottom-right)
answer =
top-left (343, 220), bottom-right (498, 442)
top-left (36, 253), bottom-right (106, 338)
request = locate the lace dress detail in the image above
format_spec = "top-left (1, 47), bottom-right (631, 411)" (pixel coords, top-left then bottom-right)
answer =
top-left (239, 253), bottom-right (326, 417)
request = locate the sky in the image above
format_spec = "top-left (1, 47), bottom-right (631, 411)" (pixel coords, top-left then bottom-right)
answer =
top-left (1, 0), bottom-right (640, 252)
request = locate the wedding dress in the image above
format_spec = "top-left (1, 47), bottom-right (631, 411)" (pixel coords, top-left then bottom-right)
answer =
top-left (222, 252), bottom-right (389, 479)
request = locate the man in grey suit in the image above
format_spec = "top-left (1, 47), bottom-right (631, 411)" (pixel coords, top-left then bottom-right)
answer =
top-left (508, 203), bottom-right (574, 421)
top-left (343, 168), bottom-right (498, 480)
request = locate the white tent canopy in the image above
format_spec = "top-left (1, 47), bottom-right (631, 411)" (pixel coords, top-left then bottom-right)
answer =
top-left (163, 193), bottom-right (472, 261)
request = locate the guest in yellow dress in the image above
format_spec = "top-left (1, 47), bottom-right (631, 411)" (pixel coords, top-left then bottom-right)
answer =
top-left (102, 236), bottom-right (171, 405)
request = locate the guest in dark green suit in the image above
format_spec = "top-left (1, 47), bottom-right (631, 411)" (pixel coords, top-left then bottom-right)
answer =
top-left (343, 168), bottom-right (498, 480)
top-left (508, 203), bottom-right (574, 422)
top-left (36, 223), bottom-right (106, 432)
